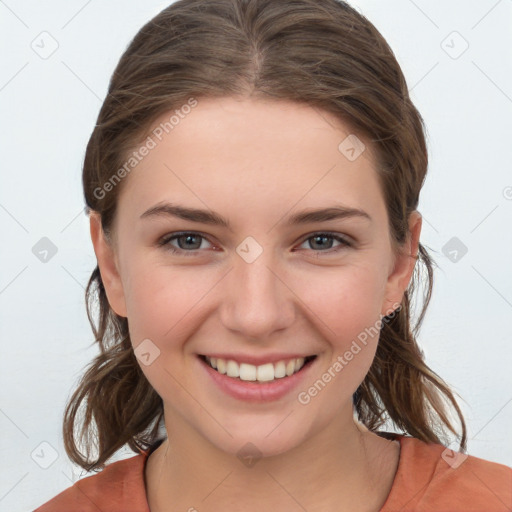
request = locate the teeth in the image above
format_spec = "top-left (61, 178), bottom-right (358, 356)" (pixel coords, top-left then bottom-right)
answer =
top-left (226, 360), bottom-right (239, 378)
top-left (240, 363), bottom-right (257, 381)
top-left (217, 358), bottom-right (226, 374)
top-left (204, 356), bottom-right (308, 382)
top-left (257, 363), bottom-right (274, 382)
top-left (274, 361), bottom-right (286, 378)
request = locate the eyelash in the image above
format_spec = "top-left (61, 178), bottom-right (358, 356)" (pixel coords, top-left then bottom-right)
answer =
top-left (157, 231), bottom-right (353, 257)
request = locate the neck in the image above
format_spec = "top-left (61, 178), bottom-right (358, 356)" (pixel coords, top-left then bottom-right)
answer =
top-left (145, 408), bottom-right (400, 512)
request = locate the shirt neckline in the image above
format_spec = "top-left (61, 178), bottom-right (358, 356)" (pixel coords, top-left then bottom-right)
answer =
top-left (374, 431), bottom-right (405, 510)
top-left (141, 431), bottom-right (407, 509)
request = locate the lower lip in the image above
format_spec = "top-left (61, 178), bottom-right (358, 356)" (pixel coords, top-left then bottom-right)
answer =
top-left (198, 356), bottom-right (316, 403)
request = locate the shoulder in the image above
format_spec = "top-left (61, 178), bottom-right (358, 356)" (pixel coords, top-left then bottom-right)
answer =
top-left (34, 453), bottom-right (150, 512)
top-left (382, 434), bottom-right (512, 511)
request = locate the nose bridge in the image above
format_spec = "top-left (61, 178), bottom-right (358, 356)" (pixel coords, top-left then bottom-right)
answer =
top-left (220, 242), bottom-right (294, 338)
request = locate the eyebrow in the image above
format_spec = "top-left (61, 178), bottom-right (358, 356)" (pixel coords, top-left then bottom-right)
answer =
top-left (139, 202), bottom-right (372, 227)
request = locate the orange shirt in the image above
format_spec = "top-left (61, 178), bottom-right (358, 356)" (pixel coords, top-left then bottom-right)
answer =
top-left (34, 433), bottom-right (512, 511)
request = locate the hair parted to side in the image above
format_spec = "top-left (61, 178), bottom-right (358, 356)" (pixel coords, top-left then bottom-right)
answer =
top-left (65, 0), bottom-right (467, 471)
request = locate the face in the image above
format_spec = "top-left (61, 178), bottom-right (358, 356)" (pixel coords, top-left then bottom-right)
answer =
top-left (90, 97), bottom-right (421, 458)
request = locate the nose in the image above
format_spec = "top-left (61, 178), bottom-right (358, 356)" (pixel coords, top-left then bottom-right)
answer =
top-left (219, 251), bottom-right (296, 340)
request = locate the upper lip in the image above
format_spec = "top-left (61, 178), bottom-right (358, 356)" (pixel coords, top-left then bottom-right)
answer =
top-left (199, 353), bottom-right (317, 366)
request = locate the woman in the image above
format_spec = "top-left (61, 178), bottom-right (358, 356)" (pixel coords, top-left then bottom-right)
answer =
top-left (35, 0), bottom-right (512, 510)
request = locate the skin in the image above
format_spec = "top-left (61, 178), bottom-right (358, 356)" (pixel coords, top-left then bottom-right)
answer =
top-left (90, 96), bottom-right (422, 511)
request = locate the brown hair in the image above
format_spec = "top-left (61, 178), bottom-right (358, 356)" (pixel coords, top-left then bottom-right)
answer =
top-left (65, 0), bottom-right (467, 471)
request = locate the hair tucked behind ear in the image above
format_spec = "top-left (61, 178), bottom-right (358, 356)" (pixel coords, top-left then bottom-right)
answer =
top-left (63, 267), bottom-right (164, 471)
top-left (64, 0), bottom-right (466, 471)
top-left (353, 245), bottom-right (466, 449)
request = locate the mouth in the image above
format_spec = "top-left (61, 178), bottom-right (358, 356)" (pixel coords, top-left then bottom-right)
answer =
top-left (198, 354), bottom-right (317, 383)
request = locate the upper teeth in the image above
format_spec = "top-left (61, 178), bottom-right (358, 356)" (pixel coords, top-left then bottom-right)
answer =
top-left (205, 356), bottom-right (306, 382)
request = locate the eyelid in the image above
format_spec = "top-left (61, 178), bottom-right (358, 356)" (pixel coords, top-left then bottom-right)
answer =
top-left (297, 230), bottom-right (354, 246)
top-left (158, 230), bottom-right (354, 256)
top-left (295, 232), bottom-right (353, 253)
top-left (157, 231), bottom-right (216, 251)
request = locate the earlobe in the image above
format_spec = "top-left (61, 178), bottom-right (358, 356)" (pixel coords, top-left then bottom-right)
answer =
top-left (89, 211), bottom-right (128, 318)
top-left (381, 211), bottom-right (422, 317)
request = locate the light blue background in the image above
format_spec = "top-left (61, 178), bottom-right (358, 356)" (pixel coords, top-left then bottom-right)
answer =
top-left (1, 1), bottom-right (511, 510)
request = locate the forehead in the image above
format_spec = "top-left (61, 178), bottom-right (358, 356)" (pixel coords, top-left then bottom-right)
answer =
top-left (116, 97), bottom-right (386, 228)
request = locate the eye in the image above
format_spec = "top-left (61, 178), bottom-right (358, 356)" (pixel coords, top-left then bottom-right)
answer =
top-left (158, 232), bottom-right (214, 256)
top-left (157, 231), bottom-right (353, 257)
top-left (296, 233), bottom-right (352, 255)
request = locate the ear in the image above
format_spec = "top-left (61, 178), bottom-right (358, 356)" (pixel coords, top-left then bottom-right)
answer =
top-left (380, 210), bottom-right (422, 317)
top-left (89, 211), bottom-right (128, 318)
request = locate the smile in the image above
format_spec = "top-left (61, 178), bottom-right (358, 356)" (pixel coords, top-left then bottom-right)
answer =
top-left (200, 355), bottom-right (317, 383)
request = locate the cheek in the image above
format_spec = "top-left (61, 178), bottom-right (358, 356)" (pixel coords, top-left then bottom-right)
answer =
top-left (121, 264), bottom-right (205, 403)
top-left (124, 251), bottom-right (387, 347)
top-left (295, 262), bottom-right (386, 339)
top-left (122, 260), bottom-right (208, 341)
top-left (295, 270), bottom-right (384, 409)
top-left (295, 264), bottom-right (385, 388)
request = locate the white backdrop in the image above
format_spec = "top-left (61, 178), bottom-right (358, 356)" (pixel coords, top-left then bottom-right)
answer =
top-left (1, 1), bottom-right (511, 510)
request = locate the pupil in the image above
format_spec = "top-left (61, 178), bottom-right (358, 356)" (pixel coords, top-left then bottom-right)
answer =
top-left (183, 235), bottom-right (199, 248)
top-left (313, 235), bottom-right (330, 249)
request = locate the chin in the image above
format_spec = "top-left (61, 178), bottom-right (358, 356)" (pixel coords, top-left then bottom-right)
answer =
top-left (211, 431), bottom-right (303, 461)
top-left (196, 412), bottom-right (314, 461)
